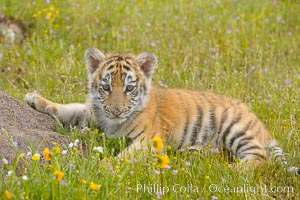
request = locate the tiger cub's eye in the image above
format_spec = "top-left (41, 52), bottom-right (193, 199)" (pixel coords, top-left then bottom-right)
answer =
top-left (102, 84), bottom-right (110, 92)
top-left (126, 85), bottom-right (135, 92)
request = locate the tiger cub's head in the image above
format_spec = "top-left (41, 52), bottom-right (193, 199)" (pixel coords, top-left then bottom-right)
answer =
top-left (85, 48), bottom-right (157, 123)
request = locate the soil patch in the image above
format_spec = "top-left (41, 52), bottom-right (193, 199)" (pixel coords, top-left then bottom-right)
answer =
top-left (0, 90), bottom-right (71, 166)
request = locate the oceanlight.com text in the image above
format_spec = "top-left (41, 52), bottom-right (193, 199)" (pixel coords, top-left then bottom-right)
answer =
top-left (208, 184), bottom-right (294, 195)
top-left (136, 183), bottom-right (294, 195)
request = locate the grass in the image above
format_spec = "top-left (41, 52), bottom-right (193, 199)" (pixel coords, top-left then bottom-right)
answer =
top-left (0, 0), bottom-right (299, 199)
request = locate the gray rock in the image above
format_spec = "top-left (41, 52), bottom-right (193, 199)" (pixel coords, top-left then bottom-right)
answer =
top-left (0, 90), bottom-right (71, 166)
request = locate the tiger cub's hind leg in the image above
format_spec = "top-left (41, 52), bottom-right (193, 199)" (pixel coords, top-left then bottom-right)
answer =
top-left (24, 93), bottom-right (90, 128)
top-left (234, 138), bottom-right (267, 167)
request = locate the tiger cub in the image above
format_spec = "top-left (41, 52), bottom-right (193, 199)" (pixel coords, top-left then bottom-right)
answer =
top-left (25, 48), bottom-right (299, 173)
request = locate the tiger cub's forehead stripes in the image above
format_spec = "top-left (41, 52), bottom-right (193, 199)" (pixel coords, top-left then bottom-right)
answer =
top-left (102, 54), bottom-right (136, 71)
top-left (100, 55), bottom-right (139, 87)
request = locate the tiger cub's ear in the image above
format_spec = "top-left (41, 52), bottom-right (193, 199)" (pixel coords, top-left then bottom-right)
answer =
top-left (136, 53), bottom-right (157, 78)
top-left (85, 48), bottom-right (106, 74)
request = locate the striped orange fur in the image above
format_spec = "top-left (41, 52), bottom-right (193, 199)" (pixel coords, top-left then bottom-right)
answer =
top-left (24, 48), bottom-right (299, 173)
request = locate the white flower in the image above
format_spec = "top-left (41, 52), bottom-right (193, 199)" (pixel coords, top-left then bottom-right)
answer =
top-left (93, 146), bottom-right (104, 153)
top-left (2, 158), bottom-right (8, 165)
top-left (62, 150), bottom-right (68, 155)
top-left (7, 170), bottom-right (13, 177)
top-left (69, 139), bottom-right (79, 148)
top-left (22, 175), bottom-right (28, 181)
top-left (74, 139), bottom-right (80, 146)
top-left (68, 142), bottom-right (74, 148)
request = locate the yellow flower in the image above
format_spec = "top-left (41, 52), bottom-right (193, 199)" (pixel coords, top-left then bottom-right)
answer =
top-left (46, 12), bottom-right (52, 17)
top-left (20, 153), bottom-right (25, 158)
top-left (81, 179), bottom-right (87, 184)
top-left (4, 190), bottom-right (12, 199)
top-left (43, 148), bottom-right (52, 161)
top-left (54, 170), bottom-right (64, 181)
top-left (152, 136), bottom-right (163, 151)
top-left (90, 182), bottom-right (99, 191)
top-left (54, 147), bottom-right (61, 154)
top-left (49, 5), bottom-right (55, 11)
top-left (155, 154), bottom-right (170, 168)
top-left (32, 153), bottom-right (40, 161)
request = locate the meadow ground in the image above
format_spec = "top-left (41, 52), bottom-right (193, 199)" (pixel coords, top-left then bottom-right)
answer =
top-left (0, 0), bottom-right (299, 199)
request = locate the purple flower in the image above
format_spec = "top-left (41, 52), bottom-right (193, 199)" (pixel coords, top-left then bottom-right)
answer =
top-left (157, 191), bottom-right (163, 199)
top-left (210, 147), bottom-right (219, 154)
top-left (150, 42), bottom-right (156, 47)
top-left (226, 29), bottom-right (232, 34)
top-left (211, 196), bottom-right (218, 200)
top-left (69, 163), bottom-right (75, 170)
top-left (131, 159), bottom-right (136, 163)
top-left (186, 161), bottom-right (191, 167)
top-left (211, 48), bottom-right (217, 53)
top-left (284, 80), bottom-right (291, 87)
top-left (130, 171), bottom-right (134, 175)
top-left (172, 170), bottom-right (178, 175)
top-left (264, 99), bottom-right (270, 104)
top-left (81, 127), bottom-right (89, 134)
top-left (26, 49), bottom-right (32, 55)
top-left (25, 152), bottom-right (32, 161)
top-left (250, 66), bottom-right (256, 71)
top-left (154, 170), bottom-right (160, 175)
top-left (61, 180), bottom-right (67, 186)
top-left (13, 141), bottom-right (18, 147)
top-left (110, 167), bottom-right (115, 174)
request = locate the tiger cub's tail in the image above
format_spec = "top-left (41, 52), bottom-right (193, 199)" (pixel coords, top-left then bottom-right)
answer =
top-left (266, 140), bottom-right (300, 176)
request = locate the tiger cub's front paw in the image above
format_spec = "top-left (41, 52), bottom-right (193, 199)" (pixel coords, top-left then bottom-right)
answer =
top-left (24, 92), bottom-right (39, 109)
top-left (24, 92), bottom-right (50, 114)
